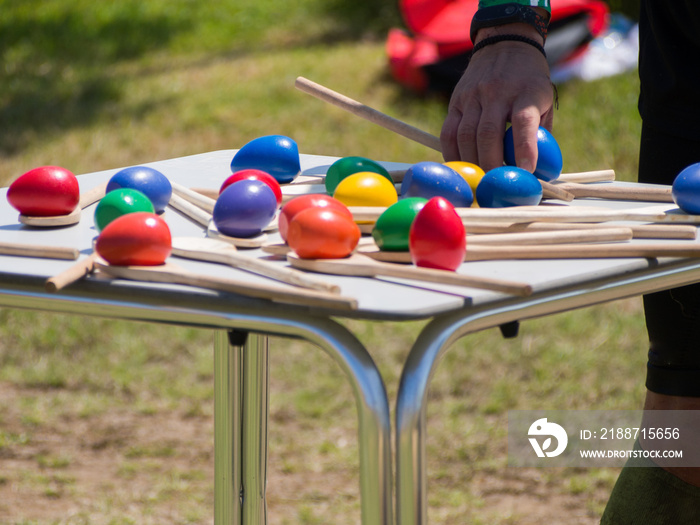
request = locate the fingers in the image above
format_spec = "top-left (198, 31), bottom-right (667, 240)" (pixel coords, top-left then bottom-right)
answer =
top-left (474, 112), bottom-right (507, 172)
top-left (440, 110), bottom-right (465, 162)
top-left (508, 108), bottom-right (542, 173)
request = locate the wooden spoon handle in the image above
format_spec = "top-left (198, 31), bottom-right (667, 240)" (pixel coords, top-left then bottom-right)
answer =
top-left (0, 242), bottom-right (79, 260)
top-left (172, 245), bottom-right (340, 294)
top-left (45, 253), bottom-right (97, 292)
top-left (465, 221), bottom-right (697, 240)
top-left (557, 170), bottom-right (615, 183)
top-left (78, 182), bottom-right (108, 208)
top-left (463, 243), bottom-right (700, 261)
top-left (171, 181), bottom-right (216, 213)
top-left (95, 262), bottom-right (357, 310)
top-left (555, 182), bottom-right (673, 202)
top-left (467, 227), bottom-right (633, 245)
top-left (369, 260), bottom-right (533, 296)
top-left (295, 76), bottom-right (442, 151)
top-left (168, 192), bottom-right (211, 227)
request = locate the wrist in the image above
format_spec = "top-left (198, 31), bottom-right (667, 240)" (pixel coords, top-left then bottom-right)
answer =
top-left (471, 4), bottom-right (549, 44)
top-left (473, 22), bottom-right (545, 46)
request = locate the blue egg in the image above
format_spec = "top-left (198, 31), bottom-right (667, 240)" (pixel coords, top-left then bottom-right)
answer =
top-left (107, 166), bottom-right (172, 213)
top-left (230, 135), bottom-right (301, 184)
top-left (212, 179), bottom-right (278, 238)
top-left (504, 126), bottom-right (563, 182)
top-left (400, 161), bottom-right (473, 207)
top-left (476, 166), bottom-right (543, 208)
top-left (672, 162), bottom-right (700, 214)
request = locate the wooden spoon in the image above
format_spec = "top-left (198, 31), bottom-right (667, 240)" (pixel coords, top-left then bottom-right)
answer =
top-left (287, 253), bottom-right (533, 296)
top-left (94, 261), bottom-right (357, 310)
top-left (171, 237), bottom-right (339, 293)
top-left (20, 182), bottom-right (107, 227)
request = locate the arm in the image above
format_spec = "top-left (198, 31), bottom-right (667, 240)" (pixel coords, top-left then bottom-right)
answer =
top-left (440, 3), bottom-right (554, 172)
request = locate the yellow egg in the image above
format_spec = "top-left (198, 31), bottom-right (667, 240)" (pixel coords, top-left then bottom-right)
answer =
top-left (333, 171), bottom-right (398, 223)
top-left (444, 161), bottom-right (485, 208)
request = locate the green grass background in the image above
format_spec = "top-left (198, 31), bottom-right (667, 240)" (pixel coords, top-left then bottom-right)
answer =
top-left (0, 1), bottom-right (648, 523)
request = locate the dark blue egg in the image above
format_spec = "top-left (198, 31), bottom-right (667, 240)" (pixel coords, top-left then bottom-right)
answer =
top-left (212, 179), bottom-right (278, 238)
top-left (400, 161), bottom-right (473, 207)
top-left (672, 162), bottom-right (700, 214)
top-left (107, 166), bottom-right (172, 213)
top-left (230, 135), bottom-right (301, 184)
top-left (504, 126), bottom-right (563, 182)
top-left (476, 166), bottom-right (543, 208)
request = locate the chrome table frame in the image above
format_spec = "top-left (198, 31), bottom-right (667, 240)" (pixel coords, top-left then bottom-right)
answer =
top-left (0, 280), bottom-right (392, 525)
top-left (395, 259), bottom-right (700, 524)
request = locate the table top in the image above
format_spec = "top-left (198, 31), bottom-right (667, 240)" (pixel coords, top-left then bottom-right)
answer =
top-left (0, 150), bottom-right (699, 322)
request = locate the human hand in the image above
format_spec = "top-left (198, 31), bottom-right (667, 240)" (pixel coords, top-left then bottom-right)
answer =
top-left (440, 32), bottom-right (554, 172)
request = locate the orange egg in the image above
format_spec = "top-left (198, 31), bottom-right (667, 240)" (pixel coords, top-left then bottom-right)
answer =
top-left (287, 207), bottom-right (361, 259)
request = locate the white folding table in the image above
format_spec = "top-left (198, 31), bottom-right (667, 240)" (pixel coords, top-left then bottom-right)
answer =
top-left (1, 150), bottom-right (700, 525)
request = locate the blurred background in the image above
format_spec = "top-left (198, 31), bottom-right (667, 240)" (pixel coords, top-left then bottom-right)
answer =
top-left (0, 1), bottom-right (649, 524)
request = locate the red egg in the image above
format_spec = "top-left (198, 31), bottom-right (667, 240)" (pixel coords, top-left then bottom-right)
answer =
top-left (278, 194), bottom-right (353, 242)
top-left (220, 169), bottom-right (283, 205)
top-left (95, 212), bottom-right (172, 266)
top-left (287, 207), bottom-right (361, 259)
top-left (7, 166), bottom-right (80, 216)
top-left (409, 197), bottom-right (466, 271)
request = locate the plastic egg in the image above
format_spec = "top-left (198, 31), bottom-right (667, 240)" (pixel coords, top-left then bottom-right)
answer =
top-left (444, 161), bottom-right (485, 193)
top-left (672, 162), bottom-right (700, 214)
top-left (230, 135), bottom-right (301, 184)
top-left (325, 156), bottom-right (393, 195)
top-left (95, 212), bottom-right (172, 266)
top-left (221, 169), bottom-right (283, 205)
top-left (476, 167), bottom-right (543, 208)
top-left (333, 172), bottom-right (398, 209)
top-left (279, 194), bottom-right (353, 242)
top-left (401, 161), bottom-right (473, 207)
top-left (372, 197), bottom-right (428, 251)
top-left (107, 166), bottom-right (172, 213)
top-left (409, 197), bottom-right (466, 271)
top-left (7, 166), bottom-right (80, 216)
top-left (287, 207), bottom-right (361, 259)
top-left (503, 126), bottom-right (563, 182)
top-left (212, 179), bottom-right (278, 238)
top-left (94, 188), bottom-right (155, 232)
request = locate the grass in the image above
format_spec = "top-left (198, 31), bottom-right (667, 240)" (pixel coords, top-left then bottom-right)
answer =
top-left (0, 1), bottom-right (648, 524)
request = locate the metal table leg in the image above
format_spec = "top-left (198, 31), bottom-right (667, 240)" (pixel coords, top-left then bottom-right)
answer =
top-left (395, 264), bottom-right (700, 524)
top-left (0, 286), bottom-right (394, 524)
top-left (210, 316), bottom-right (392, 525)
top-left (215, 330), bottom-right (243, 525)
top-left (241, 332), bottom-right (269, 524)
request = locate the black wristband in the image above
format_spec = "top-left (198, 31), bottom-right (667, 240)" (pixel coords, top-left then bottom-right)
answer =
top-left (472, 34), bottom-right (547, 58)
top-left (470, 4), bottom-right (549, 43)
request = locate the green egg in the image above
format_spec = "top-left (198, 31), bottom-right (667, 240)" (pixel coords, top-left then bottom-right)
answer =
top-left (94, 187), bottom-right (155, 232)
top-left (325, 156), bottom-right (393, 195)
top-left (372, 197), bottom-right (428, 251)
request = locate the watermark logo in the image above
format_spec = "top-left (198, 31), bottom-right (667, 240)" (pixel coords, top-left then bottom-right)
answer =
top-left (527, 417), bottom-right (568, 458)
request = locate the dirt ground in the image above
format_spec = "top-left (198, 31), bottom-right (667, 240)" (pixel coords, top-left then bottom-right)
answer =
top-left (0, 382), bottom-right (610, 525)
